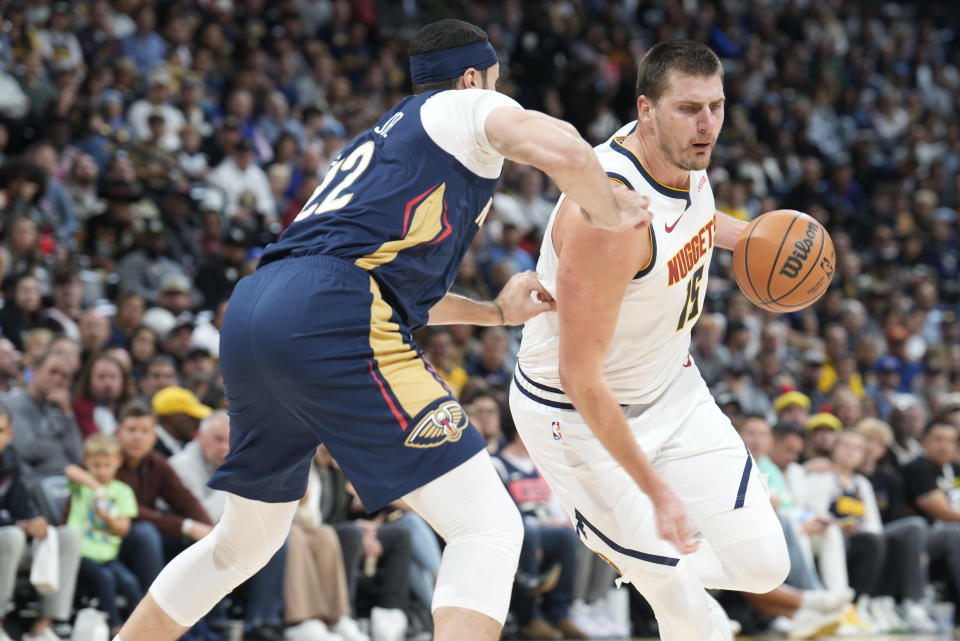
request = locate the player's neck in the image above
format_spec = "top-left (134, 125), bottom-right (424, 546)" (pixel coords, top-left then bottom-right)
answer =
top-left (625, 130), bottom-right (690, 191)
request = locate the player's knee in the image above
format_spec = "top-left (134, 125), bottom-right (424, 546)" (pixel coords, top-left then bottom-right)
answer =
top-left (727, 534), bottom-right (790, 593)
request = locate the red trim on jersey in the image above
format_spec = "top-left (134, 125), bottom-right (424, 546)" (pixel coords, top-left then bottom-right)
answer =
top-left (426, 197), bottom-right (452, 245)
top-left (401, 184), bottom-right (440, 236)
top-left (367, 359), bottom-right (408, 430)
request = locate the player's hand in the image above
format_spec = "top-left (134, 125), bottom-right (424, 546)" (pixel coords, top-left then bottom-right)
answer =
top-left (650, 485), bottom-right (699, 555)
top-left (46, 387), bottom-right (73, 415)
top-left (586, 189), bottom-right (652, 232)
top-left (494, 271), bottom-right (556, 325)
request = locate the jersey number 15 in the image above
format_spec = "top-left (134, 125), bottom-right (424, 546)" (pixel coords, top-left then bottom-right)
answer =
top-left (676, 265), bottom-right (704, 332)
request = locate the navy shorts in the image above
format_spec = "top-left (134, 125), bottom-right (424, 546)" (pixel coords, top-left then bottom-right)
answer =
top-left (208, 254), bottom-right (486, 510)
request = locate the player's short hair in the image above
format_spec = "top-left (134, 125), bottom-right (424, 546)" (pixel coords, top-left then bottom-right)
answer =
top-left (84, 433), bottom-right (121, 457)
top-left (635, 39), bottom-right (723, 103)
top-left (410, 19), bottom-right (490, 94)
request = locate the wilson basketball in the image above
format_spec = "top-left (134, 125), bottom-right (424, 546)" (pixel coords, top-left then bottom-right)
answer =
top-left (732, 210), bottom-right (836, 312)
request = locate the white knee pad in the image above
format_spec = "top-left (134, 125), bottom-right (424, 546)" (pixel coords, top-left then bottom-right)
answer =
top-left (402, 450), bottom-right (523, 624)
top-left (150, 494), bottom-right (297, 626)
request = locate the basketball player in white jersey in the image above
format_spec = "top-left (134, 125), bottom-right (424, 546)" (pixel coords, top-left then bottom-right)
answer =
top-left (510, 40), bottom-right (790, 640)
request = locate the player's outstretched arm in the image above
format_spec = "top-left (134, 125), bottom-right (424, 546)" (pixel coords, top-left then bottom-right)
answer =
top-left (553, 193), bottom-right (698, 555)
top-left (427, 271), bottom-right (555, 326)
top-left (484, 107), bottom-right (651, 232)
top-left (714, 211), bottom-right (748, 250)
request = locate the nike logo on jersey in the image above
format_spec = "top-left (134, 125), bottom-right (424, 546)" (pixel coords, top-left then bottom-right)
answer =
top-left (682, 355), bottom-right (692, 367)
top-left (664, 214), bottom-right (684, 233)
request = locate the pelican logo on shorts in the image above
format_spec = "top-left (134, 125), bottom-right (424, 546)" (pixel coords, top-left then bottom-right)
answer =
top-left (404, 401), bottom-right (468, 449)
top-left (551, 421), bottom-right (562, 440)
top-left (778, 220), bottom-right (819, 279)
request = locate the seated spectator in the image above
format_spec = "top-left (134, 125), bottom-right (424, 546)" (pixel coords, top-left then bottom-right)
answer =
top-left (48, 336), bottom-right (81, 382)
top-left (72, 353), bottom-right (136, 437)
top-left (902, 417), bottom-right (960, 612)
top-left (315, 447), bottom-right (411, 641)
top-left (856, 418), bottom-right (938, 632)
top-left (108, 292), bottom-right (147, 349)
top-left (78, 308), bottom-right (111, 365)
top-left (128, 326), bottom-right (160, 383)
top-left (0, 273), bottom-right (53, 351)
top-left (465, 326), bottom-right (512, 397)
top-left (194, 225), bottom-right (250, 310)
top-left (422, 328), bottom-right (467, 399)
top-left (492, 415), bottom-right (585, 640)
top-left (169, 411), bottom-right (293, 641)
top-left (462, 388), bottom-right (505, 454)
top-left (0, 402), bottom-right (81, 641)
top-left (117, 221), bottom-right (187, 307)
top-left (711, 359), bottom-right (773, 420)
top-left (804, 412), bottom-right (842, 460)
top-left (773, 391), bottom-right (812, 435)
top-left (888, 401), bottom-right (925, 466)
top-left (137, 355), bottom-right (179, 402)
top-left (4, 351), bottom-right (82, 485)
top-left (151, 386), bottom-right (211, 457)
top-left (45, 268), bottom-right (84, 342)
top-left (280, 446), bottom-right (368, 641)
top-left (65, 434), bottom-right (141, 634)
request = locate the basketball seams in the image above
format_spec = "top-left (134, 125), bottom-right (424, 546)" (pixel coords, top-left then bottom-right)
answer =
top-left (764, 213), bottom-right (801, 302)
top-left (771, 217), bottom-right (826, 304)
top-left (741, 218), bottom-right (765, 306)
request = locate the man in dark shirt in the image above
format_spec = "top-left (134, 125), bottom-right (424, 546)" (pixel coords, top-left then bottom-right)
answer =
top-left (902, 417), bottom-right (960, 609)
top-left (0, 403), bottom-right (81, 641)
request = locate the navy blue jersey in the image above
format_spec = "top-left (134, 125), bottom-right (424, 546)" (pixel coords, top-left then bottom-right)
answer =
top-left (262, 91), bottom-right (501, 329)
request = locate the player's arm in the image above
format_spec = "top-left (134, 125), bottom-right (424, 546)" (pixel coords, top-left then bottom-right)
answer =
top-left (714, 211), bottom-right (748, 250)
top-left (915, 489), bottom-right (960, 522)
top-left (485, 107), bottom-right (650, 232)
top-left (427, 271), bottom-right (555, 326)
top-left (554, 187), bottom-right (697, 554)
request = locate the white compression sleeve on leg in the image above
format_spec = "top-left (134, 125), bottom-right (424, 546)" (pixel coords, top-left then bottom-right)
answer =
top-left (149, 494), bottom-right (298, 626)
top-left (402, 450), bottom-right (523, 624)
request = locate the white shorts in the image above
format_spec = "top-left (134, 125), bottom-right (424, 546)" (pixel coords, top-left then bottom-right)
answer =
top-left (509, 359), bottom-right (769, 576)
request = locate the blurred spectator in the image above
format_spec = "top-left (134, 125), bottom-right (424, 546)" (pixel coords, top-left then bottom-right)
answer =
top-left (805, 413), bottom-right (842, 460)
top-left (72, 352), bottom-right (136, 438)
top-left (422, 328), bottom-right (468, 399)
top-left (78, 308), bottom-right (111, 364)
top-left (4, 351), bottom-right (81, 484)
top-left (462, 388), bottom-right (504, 454)
top-left (492, 414), bottom-right (585, 640)
top-left (116, 220), bottom-right (187, 306)
top-left (0, 273), bottom-right (52, 351)
top-left (138, 355), bottom-right (178, 401)
top-left (45, 268), bottom-right (83, 341)
top-left (151, 385), bottom-right (210, 457)
top-left (194, 225), bottom-right (250, 309)
top-left (465, 326), bottom-right (512, 396)
top-left (64, 434), bottom-right (141, 633)
top-left (119, 5), bottom-right (166, 77)
top-left (0, 338), bottom-right (21, 393)
top-left (207, 139), bottom-right (275, 224)
top-left (0, 401), bottom-right (81, 641)
top-left (126, 67), bottom-right (184, 151)
top-left (690, 314), bottom-right (730, 388)
top-left (168, 410), bottom-right (292, 641)
top-left (774, 391), bottom-right (812, 430)
top-left (26, 141), bottom-right (78, 246)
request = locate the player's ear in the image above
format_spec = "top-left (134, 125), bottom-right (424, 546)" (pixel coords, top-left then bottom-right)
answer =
top-left (461, 67), bottom-right (484, 90)
top-left (637, 95), bottom-right (653, 123)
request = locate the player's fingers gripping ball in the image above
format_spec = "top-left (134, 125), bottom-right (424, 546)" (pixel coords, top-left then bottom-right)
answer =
top-left (733, 209), bottom-right (836, 312)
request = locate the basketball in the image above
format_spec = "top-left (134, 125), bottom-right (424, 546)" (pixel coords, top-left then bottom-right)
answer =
top-left (732, 210), bottom-right (836, 313)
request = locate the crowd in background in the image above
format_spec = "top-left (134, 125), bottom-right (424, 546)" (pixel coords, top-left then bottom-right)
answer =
top-left (1, 0), bottom-right (960, 640)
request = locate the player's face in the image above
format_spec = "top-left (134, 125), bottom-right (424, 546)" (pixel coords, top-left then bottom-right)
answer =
top-left (650, 71), bottom-right (724, 171)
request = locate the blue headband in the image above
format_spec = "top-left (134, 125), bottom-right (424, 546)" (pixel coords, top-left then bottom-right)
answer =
top-left (410, 40), bottom-right (498, 86)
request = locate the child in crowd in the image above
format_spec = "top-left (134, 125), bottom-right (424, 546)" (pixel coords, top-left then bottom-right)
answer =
top-left (65, 434), bottom-right (142, 634)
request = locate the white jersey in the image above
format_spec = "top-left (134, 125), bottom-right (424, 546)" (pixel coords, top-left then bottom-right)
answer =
top-left (518, 121), bottom-right (717, 405)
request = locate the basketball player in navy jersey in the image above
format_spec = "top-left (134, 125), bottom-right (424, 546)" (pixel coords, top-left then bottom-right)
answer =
top-left (114, 19), bottom-right (652, 641)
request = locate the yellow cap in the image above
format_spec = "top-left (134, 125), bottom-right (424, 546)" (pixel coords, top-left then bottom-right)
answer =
top-left (152, 386), bottom-right (212, 419)
top-left (806, 412), bottom-right (842, 432)
top-left (773, 390), bottom-right (811, 413)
